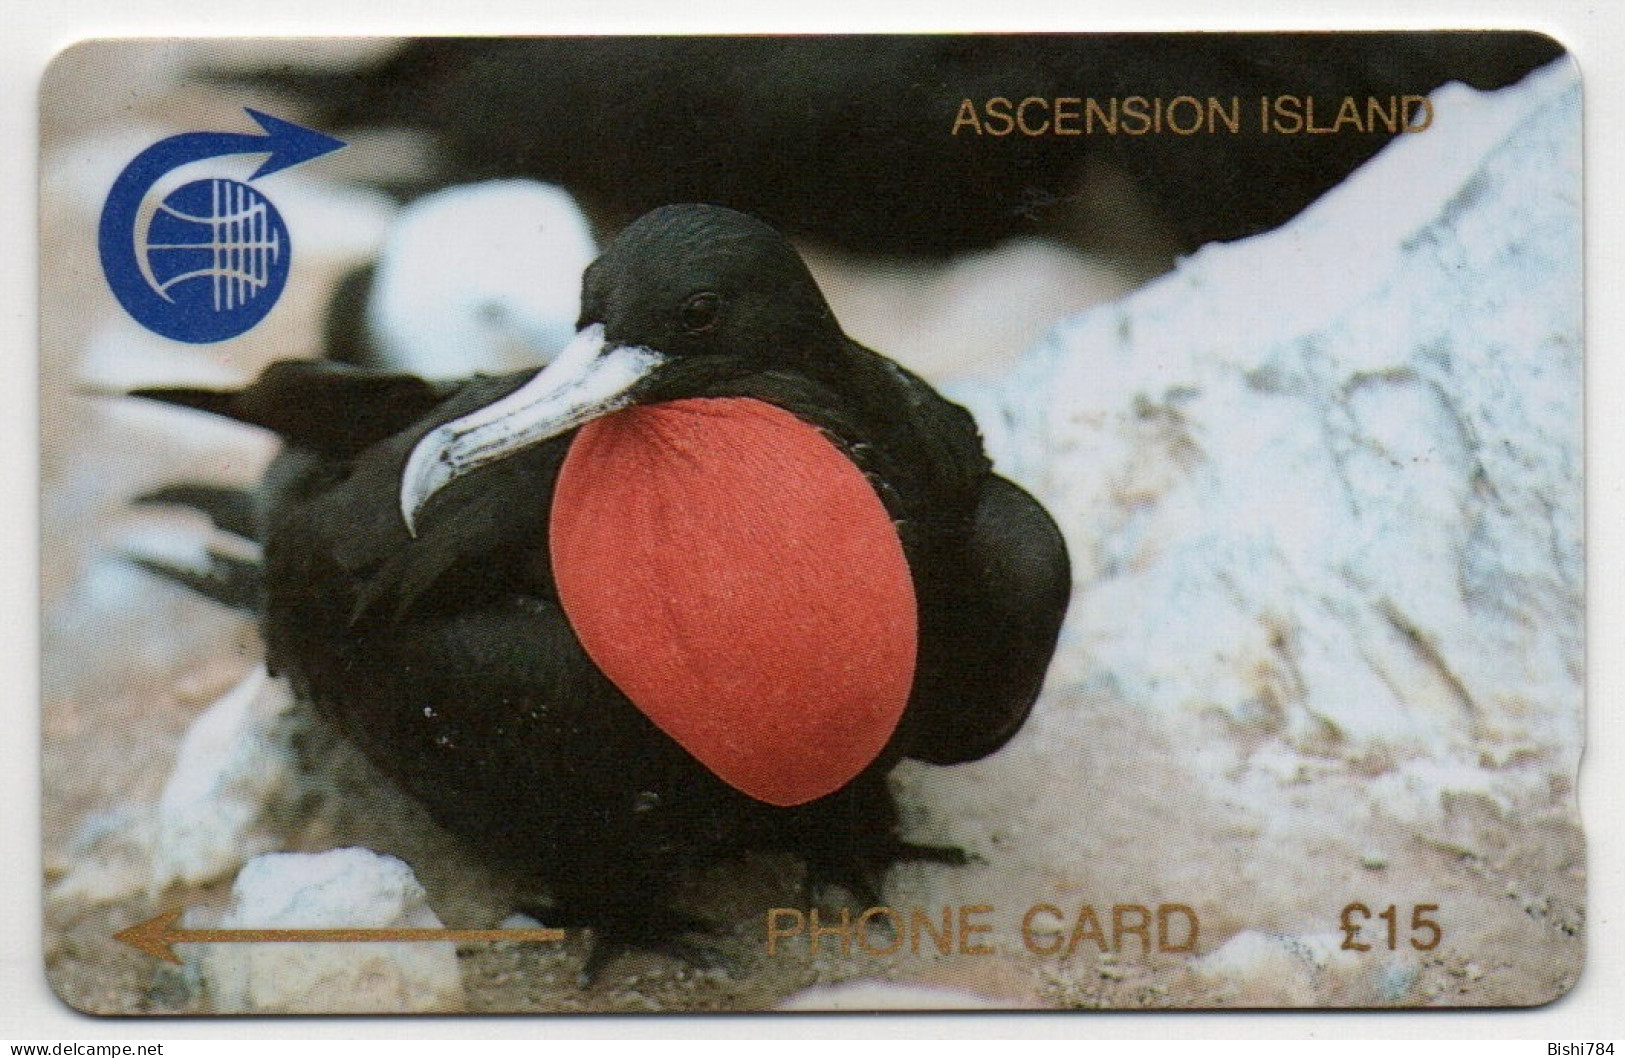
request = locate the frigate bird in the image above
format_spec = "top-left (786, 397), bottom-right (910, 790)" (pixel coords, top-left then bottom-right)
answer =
top-left (132, 204), bottom-right (1072, 977)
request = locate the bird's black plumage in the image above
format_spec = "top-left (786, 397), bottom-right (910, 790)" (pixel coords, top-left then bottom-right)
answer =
top-left (217, 33), bottom-right (1563, 254)
top-left (133, 205), bottom-right (1071, 976)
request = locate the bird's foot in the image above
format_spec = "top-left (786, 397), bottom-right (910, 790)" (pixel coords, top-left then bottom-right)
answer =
top-left (804, 838), bottom-right (977, 909)
top-left (520, 904), bottom-right (734, 986)
top-left (891, 838), bottom-right (975, 867)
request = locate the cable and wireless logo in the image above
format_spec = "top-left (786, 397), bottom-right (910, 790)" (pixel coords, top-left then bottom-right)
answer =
top-left (98, 109), bottom-right (344, 344)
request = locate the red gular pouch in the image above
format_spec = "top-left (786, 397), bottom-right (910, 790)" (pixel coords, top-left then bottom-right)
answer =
top-left (550, 397), bottom-right (918, 807)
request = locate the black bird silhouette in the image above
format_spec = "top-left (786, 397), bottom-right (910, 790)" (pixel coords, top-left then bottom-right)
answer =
top-left (132, 204), bottom-right (1071, 978)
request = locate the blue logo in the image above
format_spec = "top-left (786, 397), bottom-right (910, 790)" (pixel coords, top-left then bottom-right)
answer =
top-left (98, 109), bottom-right (344, 344)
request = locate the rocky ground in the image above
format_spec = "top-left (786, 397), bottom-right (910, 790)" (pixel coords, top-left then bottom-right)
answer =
top-left (40, 42), bottom-right (1583, 1015)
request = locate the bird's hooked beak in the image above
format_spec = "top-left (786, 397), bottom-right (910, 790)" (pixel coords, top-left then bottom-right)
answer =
top-left (399, 323), bottom-right (665, 535)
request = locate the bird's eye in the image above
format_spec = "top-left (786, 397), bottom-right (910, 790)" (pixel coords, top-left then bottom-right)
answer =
top-left (679, 292), bottom-right (720, 333)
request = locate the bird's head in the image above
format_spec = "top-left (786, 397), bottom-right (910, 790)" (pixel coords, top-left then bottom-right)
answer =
top-left (399, 204), bottom-right (843, 534)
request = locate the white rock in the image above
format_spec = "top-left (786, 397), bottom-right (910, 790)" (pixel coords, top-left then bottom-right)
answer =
top-left (198, 848), bottom-right (465, 1014)
top-left (498, 911), bottom-right (546, 931)
top-left (367, 180), bottom-right (598, 377)
top-left (952, 60), bottom-right (1581, 809)
top-left (152, 667), bottom-right (306, 889)
top-left (49, 807), bottom-right (156, 909)
top-left (1190, 930), bottom-right (1415, 1006)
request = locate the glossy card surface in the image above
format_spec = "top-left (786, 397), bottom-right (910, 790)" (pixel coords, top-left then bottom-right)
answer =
top-left (39, 34), bottom-right (1583, 1015)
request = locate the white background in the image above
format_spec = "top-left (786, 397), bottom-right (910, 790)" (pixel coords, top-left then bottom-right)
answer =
top-left (2, 0), bottom-right (1620, 1043)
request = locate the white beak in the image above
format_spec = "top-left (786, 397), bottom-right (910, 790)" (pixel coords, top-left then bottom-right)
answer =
top-left (398, 323), bottom-right (665, 534)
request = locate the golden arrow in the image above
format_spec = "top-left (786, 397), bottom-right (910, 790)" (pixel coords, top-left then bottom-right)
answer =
top-left (114, 908), bottom-right (566, 964)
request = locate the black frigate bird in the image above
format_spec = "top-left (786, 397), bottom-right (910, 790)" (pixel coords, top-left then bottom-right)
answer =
top-left (132, 204), bottom-right (1071, 978)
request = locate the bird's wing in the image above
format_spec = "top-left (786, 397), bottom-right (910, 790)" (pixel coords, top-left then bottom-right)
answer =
top-left (133, 482), bottom-right (261, 541)
top-left (130, 359), bottom-right (459, 458)
top-left (878, 357), bottom-right (992, 521)
top-left (229, 370), bottom-right (571, 623)
top-left (124, 548), bottom-right (264, 613)
top-left (343, 432), bottom-right (570, 623)
top-left (129, 362), bottom-right (551, 623)
top-left (897, 473), bottom-right (1072, 765)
